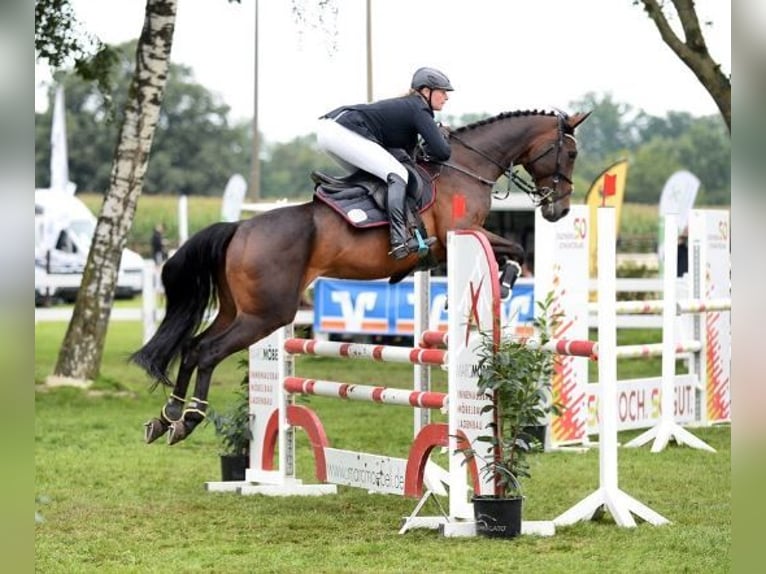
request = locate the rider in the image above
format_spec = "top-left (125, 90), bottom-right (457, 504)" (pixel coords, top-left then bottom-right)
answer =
top-left (316, 67), bottom-right (453, 260)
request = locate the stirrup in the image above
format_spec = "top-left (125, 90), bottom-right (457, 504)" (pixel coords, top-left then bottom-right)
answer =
top-left (405, 230), bottom-right (436, 257)
top-left (389, 243), bottom-right (410, 260)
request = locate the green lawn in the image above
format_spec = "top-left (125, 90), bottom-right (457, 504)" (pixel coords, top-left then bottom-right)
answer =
top-left (35, 318), bottom-right (730, 573)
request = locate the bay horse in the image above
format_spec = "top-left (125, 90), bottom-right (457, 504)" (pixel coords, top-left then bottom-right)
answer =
top-left (131, 109), bottom-right (590, 445)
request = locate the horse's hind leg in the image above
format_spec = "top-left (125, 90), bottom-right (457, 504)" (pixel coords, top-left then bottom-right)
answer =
top-left (145, 308), bottom-right (236, 444)
top-left (168, 312), bottom-right (289, 445)
top-left (143, 338), bottom-right (203, 443)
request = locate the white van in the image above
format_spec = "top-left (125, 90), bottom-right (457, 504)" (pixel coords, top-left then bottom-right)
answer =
top-left (35, 189), bottom-right (145, 304)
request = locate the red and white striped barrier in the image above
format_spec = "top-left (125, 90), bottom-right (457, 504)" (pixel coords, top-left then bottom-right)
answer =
top-left (206, 230), bottom-right (555, 538)
top-left (283, 377), bottom-right (448, 410)
top-left (205, 207), bottom-right (729, 535)
top-left (419, 330), bottom-right (448, 348)
top-left (283, 337), bottom-right (447, 366)
top-left (589, 297), bottom-right (731, 316)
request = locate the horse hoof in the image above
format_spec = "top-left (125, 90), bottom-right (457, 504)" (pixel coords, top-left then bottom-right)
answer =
top-left (167, 420), bottom-right (188, 445)
top-left (144, 418), bottom-right (169, 444)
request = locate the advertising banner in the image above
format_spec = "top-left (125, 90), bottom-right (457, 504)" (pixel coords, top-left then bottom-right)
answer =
top-left (534, 205), bottom-right (590, 446)
top-left (689, 209), bottom-right (731, 424)
top-left (313, 276), bottom-right (534, 337)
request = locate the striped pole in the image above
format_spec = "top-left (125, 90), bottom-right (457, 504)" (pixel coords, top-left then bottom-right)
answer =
top-left (523, 338), bottom-right (703, 360)
top-left (284, 338), bottom-right (447, 367)
top-left (614, 340), bottom-right (702, 359)
top-left (420, 330), bottom-right (448, 348)
top-left (283, 377), bottom-right (448, 410)
top-left (590, 298), bottom-right (732, 315)
top-left (526, 338), bottom-right (598, 359)
top-left (677, 298), bottom-right (731, 314)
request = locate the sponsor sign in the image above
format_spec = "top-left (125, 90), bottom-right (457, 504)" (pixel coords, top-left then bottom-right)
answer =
top-left (535, 206), bottom-right (589, 446)
top-left (313, 277), bottom-right (534, 336)
top-left (689, 209), bottom-right (731, 423)
top-left (586, 375), bottom-right (697, 433)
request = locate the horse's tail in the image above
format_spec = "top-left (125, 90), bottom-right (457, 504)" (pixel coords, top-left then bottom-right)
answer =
top-left (130, 221), bottom-right (240, 387)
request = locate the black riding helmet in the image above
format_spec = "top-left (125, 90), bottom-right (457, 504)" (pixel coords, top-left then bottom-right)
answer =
top-left (411, 67), bottom-right (454, 92)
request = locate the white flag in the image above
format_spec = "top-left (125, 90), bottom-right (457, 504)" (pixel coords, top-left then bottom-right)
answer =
top-left (221, 174), bottom-right (247, 222)
top-left (50, 85), bottom-right (74, 194)
top-left (658, 170), bottom-right (699, 232)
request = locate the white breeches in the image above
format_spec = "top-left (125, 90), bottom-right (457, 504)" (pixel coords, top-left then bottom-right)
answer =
top-left (316, 118), bottom-right (408, 182)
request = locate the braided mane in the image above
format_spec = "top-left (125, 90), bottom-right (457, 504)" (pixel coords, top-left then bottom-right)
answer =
top-left (453, 109), bottom-right (564, 134)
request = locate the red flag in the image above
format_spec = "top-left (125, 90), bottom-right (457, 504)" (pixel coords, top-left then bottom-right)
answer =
top-left (602, 173), bottom-right (617, 207)
top-left (452, 193), bottom-right (466, 225)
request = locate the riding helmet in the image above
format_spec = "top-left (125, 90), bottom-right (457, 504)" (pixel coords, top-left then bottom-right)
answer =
top-left (411, 67), bottom-right (454, 91)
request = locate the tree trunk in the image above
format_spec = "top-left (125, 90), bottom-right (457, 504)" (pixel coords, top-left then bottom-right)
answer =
top-left (639, 0), bottom-right (730, 133)
top-left (53, 0), bottom-right (178, 381)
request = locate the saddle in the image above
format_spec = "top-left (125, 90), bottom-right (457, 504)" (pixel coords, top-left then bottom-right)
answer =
top-left (311, 160), bottom-right (440, 277)
top-left (312, 164), bottom-right (432, 227)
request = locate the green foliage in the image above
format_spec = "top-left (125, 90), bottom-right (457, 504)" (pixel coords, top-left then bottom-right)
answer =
top-left (207, 360), bottom-right (251, 456)
top-left (35, 40), bottom-right (252, 197)
top-left (468, 292), bottom-right (563, 498)
top-left (617, 202), bottom-right (660, 238)
top-left (261, 134), bottom-right (338, 198)
top-left (37, 76), bottom-right (730, 207)
top-left (568, 93), bottom-right (730, 205)
top-left (35, 0), bottom-right (120, 108)
top-left (78, 192), bottom-right (225, 257)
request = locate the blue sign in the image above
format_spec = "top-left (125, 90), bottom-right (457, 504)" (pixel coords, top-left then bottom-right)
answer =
top-left (313, 277), bottom-right (534, 336)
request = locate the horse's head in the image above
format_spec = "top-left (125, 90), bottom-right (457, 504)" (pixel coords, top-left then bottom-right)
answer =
top-left (520, 111), bottom-right (591, 222)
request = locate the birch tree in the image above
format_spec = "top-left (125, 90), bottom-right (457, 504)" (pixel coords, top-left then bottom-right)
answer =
top-left (36, 0), bottom-right (336, 382)
top-left (41, 0), bottom-right (179, 381)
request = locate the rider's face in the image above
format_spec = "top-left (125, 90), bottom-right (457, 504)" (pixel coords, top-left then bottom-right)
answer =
top-left (428, 89), bottom-right (449, 111)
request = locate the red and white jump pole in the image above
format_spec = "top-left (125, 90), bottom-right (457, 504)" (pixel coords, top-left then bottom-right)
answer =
top-left (284, 337), bottom-right (447, 366)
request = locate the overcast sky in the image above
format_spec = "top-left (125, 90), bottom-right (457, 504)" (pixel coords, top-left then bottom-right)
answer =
top-left (35, 0), bottom-right (731, 142)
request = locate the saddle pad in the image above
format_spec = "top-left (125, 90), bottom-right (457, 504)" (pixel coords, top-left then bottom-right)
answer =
top-left (314, 171), bottom-right (436, 229)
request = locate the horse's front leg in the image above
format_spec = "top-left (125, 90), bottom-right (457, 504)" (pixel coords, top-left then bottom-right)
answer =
top-left (476, 227), bottom-right (524, 300)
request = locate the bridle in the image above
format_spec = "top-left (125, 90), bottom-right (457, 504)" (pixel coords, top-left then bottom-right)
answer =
top-left (435, 113), bottom-right (575, 208)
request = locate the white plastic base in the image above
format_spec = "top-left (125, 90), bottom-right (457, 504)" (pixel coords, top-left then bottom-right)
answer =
top-left (554, 487), bottom-right (670, 527)
top-left (624, 421), bottom-right (716, 453)
top-left (439, 520), bottom-right (555, 538)
top-left (204, 478), bottom-right (338, 497)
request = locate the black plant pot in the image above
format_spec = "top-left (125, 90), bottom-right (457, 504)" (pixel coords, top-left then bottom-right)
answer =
top-left (220, 454), bottom-right (249, 481)
top-left (472, 495), bottom-right (523, 539)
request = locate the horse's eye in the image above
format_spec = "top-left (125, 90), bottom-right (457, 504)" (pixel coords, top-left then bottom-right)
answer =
top-left (568, 151), bottom-right (577, 159)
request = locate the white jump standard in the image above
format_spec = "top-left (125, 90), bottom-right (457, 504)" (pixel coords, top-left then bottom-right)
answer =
top-left (553, 208), bottom-right (670, 528)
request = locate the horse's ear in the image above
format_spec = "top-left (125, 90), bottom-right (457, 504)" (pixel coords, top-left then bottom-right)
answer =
top-left (567, 111), bottom-right (592, 130)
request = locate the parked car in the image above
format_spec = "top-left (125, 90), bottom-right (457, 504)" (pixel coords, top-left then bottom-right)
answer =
top-left (35, 189), bottom-right (145, 305)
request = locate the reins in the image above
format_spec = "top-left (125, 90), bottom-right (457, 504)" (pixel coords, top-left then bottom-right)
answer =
top-left (433, 113), bottom-right (574, 206)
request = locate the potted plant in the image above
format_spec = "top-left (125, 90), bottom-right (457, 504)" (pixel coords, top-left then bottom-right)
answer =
top-left (208, 361), bottom-right (252, 481)
top-left (465, 293), bottom-right (563, 538)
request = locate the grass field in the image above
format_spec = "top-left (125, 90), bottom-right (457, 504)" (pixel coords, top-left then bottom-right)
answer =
top-left (35, 316), bottom-right (730, 573)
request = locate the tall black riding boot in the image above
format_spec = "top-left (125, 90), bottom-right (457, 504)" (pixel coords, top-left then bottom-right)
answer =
top-left (386, 173), bottom-right (410, 260)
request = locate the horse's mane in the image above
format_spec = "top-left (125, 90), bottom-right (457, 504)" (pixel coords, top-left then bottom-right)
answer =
top-left (453, 109), bottom-right (569, 134)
